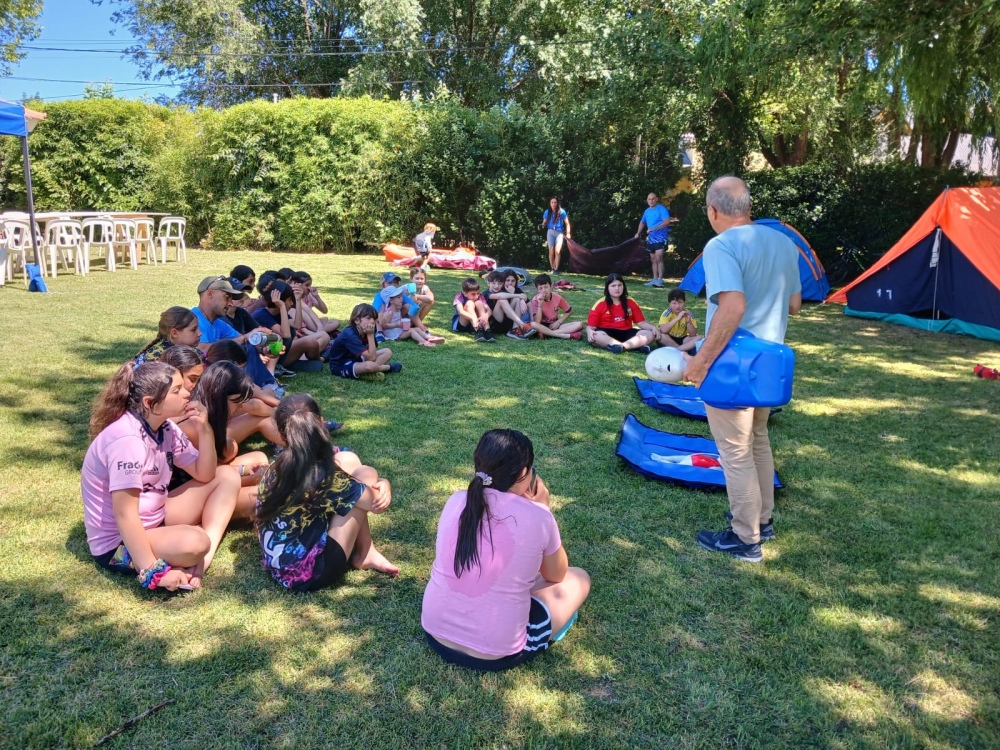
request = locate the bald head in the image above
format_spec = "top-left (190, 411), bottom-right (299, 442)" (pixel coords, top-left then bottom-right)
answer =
top-left (706, 176), bottom-right (751, 218)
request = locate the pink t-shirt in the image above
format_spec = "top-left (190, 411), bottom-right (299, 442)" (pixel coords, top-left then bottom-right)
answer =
top-left (421, 489), bottom-right (562, 656)
top-left (80, 411), bottom-right (199, 556)
top-left (530, 292), bottom-right (571, 325)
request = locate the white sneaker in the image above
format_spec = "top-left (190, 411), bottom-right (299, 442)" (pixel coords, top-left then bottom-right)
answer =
top-left (652, 279), bottom-right (665, 288)
top-left (643, 279), bottom-right (657, 286)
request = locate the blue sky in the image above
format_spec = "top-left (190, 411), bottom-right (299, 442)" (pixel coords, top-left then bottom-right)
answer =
top-left (2, 0), bottom-right (176, 103)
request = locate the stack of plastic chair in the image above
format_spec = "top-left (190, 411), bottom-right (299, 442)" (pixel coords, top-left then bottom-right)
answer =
top-left (81, 217), bottom-right (116, 272)
top-left (2, 218), bottom-right (42, 285)
top-left (134, 218), bottom-right (157, 267)
top-left (156, 216), bottom-right (187, 263)
top-left (112, 218), bottom-right (138, 270)
top-left (45, 219), bottom-right (83, 277)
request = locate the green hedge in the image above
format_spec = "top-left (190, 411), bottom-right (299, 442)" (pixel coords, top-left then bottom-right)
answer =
top-left (670, 163), bottom-right (986, 269)
top-left (2, 98), bottom-right (982, 269)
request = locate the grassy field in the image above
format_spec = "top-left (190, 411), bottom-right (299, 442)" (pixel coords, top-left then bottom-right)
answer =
top-left (2, 250), bottom-right (999, 749)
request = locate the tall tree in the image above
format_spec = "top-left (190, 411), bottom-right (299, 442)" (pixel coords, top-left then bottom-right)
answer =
top-left (0, 0), bottom-right (42, 74)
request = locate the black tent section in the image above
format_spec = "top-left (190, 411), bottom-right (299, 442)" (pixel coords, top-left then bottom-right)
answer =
top-left (566, 237), bottom-right (651, 276)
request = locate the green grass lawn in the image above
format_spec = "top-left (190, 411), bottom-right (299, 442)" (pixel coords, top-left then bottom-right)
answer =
top-left (2, 250), bottom-right (999, 749)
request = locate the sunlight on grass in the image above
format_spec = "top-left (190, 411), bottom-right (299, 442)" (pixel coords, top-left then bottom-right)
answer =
top-left (919, 584), bottom-right (1000, 611)
top-left (807, 677), bottom-right (900, 727)
top-left (909, 670), bottom-right (978, 720)
top-left (813, 606), bottom-right (904, 635)
top-left (503, 678), bottom-right (586, 735)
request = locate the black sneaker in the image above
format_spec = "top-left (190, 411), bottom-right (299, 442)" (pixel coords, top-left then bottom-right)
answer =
top-left (274, 364), bottom-right (297, 378)
top-left (634, 345), bottom-right (652, 355)
top-left (725, 510), bottom-right (775, 542)
top-left (388, 361), bottom-right (403, 373)
top-left (697, 528), bottom-right (763, 562)
top-left (324, 420), bottom-right (344, 433)
top-left (475, 328), bottom-right (487, 343)
top-left (483, 329), bottom-right (496, 342)
top-left (606, 343), bottom-right (624, 354)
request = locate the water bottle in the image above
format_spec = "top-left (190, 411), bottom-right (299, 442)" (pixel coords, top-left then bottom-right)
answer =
top-left (247, 331), bottom-right (281, 347)
top-left (698, 328), bottom-right (795, 408)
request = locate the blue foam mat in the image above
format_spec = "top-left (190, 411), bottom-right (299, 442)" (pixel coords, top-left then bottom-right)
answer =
top-left (633, 378), bottom-right (783, 422)
top-left (615, 413), bottom-right (784, 491)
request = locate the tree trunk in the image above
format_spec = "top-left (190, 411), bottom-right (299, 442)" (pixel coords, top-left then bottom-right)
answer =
top-left (940, 128), bottom-right (961, 168)
top-left (790, 130), bottom-right (808, 166)
top-left (759, 139), bottom-right (783, 169)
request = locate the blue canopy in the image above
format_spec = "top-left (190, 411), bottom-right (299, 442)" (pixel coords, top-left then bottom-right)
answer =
top-left (0, 99), bottom-right (44, 137)
top-left (678, 218), bottom-right (830, 302)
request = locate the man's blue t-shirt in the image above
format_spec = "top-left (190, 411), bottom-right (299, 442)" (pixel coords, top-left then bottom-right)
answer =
top-left (252, 307), bottom-right (282, 331)
top-left (327, 326), bottom-right (368, 369)
top-left (703, 224), bottom-right (802, 344)
top-left (642, 204), bottom-right (671, 244)
top-left (191, 306), bottom-right (239, 344)
top-left (542, 208), bottom-right (568, 233)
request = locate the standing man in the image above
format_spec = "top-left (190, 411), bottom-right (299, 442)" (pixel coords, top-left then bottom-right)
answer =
top-left (635, 193), bottom-right (673, 288)
top-left (683, 177), bottom-right (801, 563)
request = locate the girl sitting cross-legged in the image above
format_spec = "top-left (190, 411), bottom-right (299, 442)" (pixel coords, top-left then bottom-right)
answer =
top-left (585, 272), bottom-right (659, 354)
top-left (421, 429), bottom-right (591, 671)
top-left (255, 394), bottom-right (399, 591)
top-left (82, 361), bottom-right (240, 590)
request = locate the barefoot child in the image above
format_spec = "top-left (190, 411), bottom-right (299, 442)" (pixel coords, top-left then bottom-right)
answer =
top-left (256, 394), bottom-right (399, 590)
top-left (452, 278), bottom-right (496, 342)
top-left (656, 289), bottom-right (700, 352)
top-left (328, 303), bottom-right (403, 381)
top-left (82, 361), bottom-right (240, 590)
top-left (379, 286), bottom-right (438, 346)
top-left (527, 274), bottom-right (584, 340)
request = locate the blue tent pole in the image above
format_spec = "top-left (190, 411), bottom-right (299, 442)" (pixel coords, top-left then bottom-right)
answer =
top-left (20, 134), bottom-right (45, 277)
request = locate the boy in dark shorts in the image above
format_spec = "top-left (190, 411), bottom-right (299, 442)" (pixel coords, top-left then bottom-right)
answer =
top-left (452, 278), bottom-right (495, 342)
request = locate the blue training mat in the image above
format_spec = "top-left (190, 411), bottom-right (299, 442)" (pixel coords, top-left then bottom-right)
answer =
top-left (633, 377), bottom-right (708, 421)
top-left (633, 378), bottom-right (783, 422)
top-left (615, 413), bottom-right (784, 491)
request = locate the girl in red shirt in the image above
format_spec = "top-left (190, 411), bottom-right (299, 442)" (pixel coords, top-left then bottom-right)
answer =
top-left (585, 273), bottom-right (660, 354)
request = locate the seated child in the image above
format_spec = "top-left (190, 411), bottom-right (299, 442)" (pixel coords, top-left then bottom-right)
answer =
top-left (328, 303), bottom-right (403, 381)
top-left (379, 286), bottom-right (438, 346)
top-left (82, 361), bottom-right (240, 590)
top-left (372, 271), bottom-right (418, 315)
top-left (405, 267), bottom-right (436, 322)
top-left (421, 429), bottom-right (590, 671)
top-left (482, 271), bottom-right (528, 339)
top-left (251, 280), bottom-right (330, 368)
top-left (527, 274), bottom-right (584, 340)
top-left (656, 289), bottom-right (700, 352)
top-left (452, 278), bottom-right (495, 342)
top-left (256, 394), bottom-right (399, 590)
top-left (291, 271), bottom-right (340, 337)
top-left (133, 307), bottom-right (202, 365)
top-left (585, 273), bottom-right (659, 354)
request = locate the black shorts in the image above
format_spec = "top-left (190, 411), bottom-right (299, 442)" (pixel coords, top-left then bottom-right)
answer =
top-left (669, 334), bottom-right (686, 346)
top-left (491, 315), bottom-right (516, 335)
top-left (598, 327), bottom-right (640, 343)
top-left (424, 597), bottom-right (552, 672)
top-left (646, 241), bottom-right (666, 254)
top-left (302, 537), bottom-right (349, 591)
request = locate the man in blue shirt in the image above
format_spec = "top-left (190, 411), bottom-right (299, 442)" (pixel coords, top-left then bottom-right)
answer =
top-left (684, 176), bottom-right (802, 563)
top-left (635, 193), bottom-right (673, 288)
top-left (191, 275), bottom-right (248, 347)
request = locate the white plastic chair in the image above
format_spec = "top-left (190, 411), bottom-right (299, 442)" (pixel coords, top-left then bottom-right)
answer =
top-left (156, 216), bottom-right (187, 263)
top-left (134, 218), bottom-right (157, 266)
top-left (45, 219), bottom-right (83, 277)
top-left (3, 218), bottom-right (42, 285)
top-left (112, 219), bottom-right (138, 270)
top-left (81, 217), bottom-right (116, 272)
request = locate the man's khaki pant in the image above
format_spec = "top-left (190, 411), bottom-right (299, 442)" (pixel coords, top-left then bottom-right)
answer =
top-left (705, 405), bottom-right (774, 544)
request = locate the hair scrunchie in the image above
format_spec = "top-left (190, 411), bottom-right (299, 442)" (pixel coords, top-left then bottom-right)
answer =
top-left (475, 471), bottom-right (492, 486)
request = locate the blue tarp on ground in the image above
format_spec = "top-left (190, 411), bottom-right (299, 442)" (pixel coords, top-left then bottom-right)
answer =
top-left (679, 218), bottom-right (830, 302)
top-left (615, 413), bottom-right (784, 491)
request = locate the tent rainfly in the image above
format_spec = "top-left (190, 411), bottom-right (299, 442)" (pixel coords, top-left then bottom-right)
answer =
top-left (0, 99), bottom-right (46, 276)
top-left (827, 187), bottom-right (1000, 342)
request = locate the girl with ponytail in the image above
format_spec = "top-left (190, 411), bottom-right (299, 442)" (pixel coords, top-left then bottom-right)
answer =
top-left (133, 307), bottom-right (201, 365)
top-left (82, 361), bottom-right (241, 590)
top-left (255, 394), bottom-right (398, 591)
top-left (421, 429), bottom-right (591, 671)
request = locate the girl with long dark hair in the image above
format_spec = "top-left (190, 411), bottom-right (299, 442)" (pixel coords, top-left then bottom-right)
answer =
top-left (585, 272), bottom-right (659, 353)
top-left (538, 197), bottom-right (571, 274)
top-left (422, 429), bottom-right (590, 671)
top-left (255, 394), bottom-right (398, 591)
top-left (82, 361), bottom-right (240, 590)
top-left (172, 361), bottom-right (272, 519)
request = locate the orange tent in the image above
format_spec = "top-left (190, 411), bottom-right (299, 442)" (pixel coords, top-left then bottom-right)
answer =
top-left (827, 187), bottom-right (1000, 341)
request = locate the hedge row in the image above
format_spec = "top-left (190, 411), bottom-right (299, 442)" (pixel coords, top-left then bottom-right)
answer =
top-left (0, 98), bottom-right (986, 269)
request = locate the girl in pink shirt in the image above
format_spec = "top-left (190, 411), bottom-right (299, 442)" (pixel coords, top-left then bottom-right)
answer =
top-left (81, 361), bottom-right (241, 590)
top-left (421, 429), bottom-right (591, 671)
